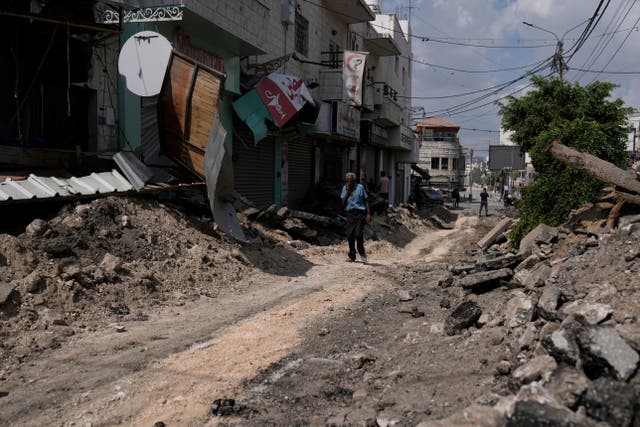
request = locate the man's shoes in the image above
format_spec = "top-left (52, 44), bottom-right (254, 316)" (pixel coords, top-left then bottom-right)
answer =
top-left (360, 254), bottom-right (368, 263)
top-left (347, 257), bottom-right (356, 262)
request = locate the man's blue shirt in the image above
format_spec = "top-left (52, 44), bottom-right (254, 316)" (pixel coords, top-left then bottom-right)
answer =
top-left (341, 183), bottom-right (368, 211)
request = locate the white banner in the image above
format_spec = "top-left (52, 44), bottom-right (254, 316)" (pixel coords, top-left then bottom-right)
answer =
top-left (342, 51), bottom-right (368, 107)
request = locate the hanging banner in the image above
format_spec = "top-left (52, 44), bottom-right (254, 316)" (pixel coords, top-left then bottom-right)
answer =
top-left (343, 51), bottom-right (368, 107)
top-left (256, 73), bottom-right (315, 128)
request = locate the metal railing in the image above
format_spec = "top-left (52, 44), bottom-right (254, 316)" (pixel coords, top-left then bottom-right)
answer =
top-left (320, 51), bottom-right (344, 69)
top-left (372, 82), bottom-right (398, 101)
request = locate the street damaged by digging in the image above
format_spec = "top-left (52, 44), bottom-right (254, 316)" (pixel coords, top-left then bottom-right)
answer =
top-left (0, 184), bottom-right (638, 426)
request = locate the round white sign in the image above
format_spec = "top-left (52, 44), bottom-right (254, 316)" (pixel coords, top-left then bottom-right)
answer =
top-left (118, 31), bottom-right (172, 97)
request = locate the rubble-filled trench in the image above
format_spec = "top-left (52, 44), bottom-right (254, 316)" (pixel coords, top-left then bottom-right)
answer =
top-left (0, 193), bottom-right (638, 426)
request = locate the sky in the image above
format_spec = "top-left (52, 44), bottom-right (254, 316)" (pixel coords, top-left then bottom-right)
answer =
top-left (379, 0), bottom-right (640, 155)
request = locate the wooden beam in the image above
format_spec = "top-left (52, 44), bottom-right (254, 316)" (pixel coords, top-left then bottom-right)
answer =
top-left (548, 141), bottom-right (640, 194)
top-left (607, 199), bottom-right (625, 229)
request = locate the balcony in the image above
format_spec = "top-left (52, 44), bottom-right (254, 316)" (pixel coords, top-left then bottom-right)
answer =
top-left (362, 82), bottom-right (403, 127)
top-left (324, 0), bottom-right (375, 24)
top-left (363, 23), bottom-right (401, 56)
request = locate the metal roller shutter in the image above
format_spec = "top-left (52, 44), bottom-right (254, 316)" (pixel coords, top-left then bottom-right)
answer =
top-left (287, 135), bottom-right (314, 209)
top-left (233, 126), bottom-right (275, 208)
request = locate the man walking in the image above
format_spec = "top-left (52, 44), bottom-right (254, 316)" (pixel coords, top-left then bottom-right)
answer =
top-left (341, 172), bottom-right (371, 262)
top-left (479, 187), bottom-right (489, 217)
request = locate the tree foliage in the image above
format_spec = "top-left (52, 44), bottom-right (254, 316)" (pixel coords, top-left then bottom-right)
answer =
top-left (499, 76), bottom-right (630, 245)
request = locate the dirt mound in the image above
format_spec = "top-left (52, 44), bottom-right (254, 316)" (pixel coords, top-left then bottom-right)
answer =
top-left (0, 196), bottom-right (249, 366)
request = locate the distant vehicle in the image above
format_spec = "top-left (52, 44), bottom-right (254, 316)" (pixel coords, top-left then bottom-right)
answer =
top-left (420, 187), bottom-right (445, 206)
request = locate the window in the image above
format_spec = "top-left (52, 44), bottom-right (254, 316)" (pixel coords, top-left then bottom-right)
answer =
top-left (431, 157), bottom-right (439, 169)
top-left (452, 158), bottom-right (458, 171)
top-left (349, 31), bottom-right (359, 51)
top-left (295, 12), bottom-right (309, 56)
top-left (402, 66), bottom-right (406, 87)
top-left (395, 56), bottom-right (399, 75)
top-left (441, 158), bottom-right (449, 170)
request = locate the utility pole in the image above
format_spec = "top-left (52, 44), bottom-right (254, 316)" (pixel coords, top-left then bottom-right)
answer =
top-left (522, 19), bottom-right (589, 79)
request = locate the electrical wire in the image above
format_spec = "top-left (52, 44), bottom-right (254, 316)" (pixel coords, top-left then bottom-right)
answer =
top-left (302, 0), bottom-right (555, 49)
top-left (589, 6), bottom-right (640, 81)
top-left (574, 0), bottom-right (635, 81)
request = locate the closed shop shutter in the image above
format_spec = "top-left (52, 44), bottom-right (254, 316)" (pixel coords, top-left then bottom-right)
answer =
top-left (287, 135), bottom-right (314, 209)
top-left (233, 125), bottom-right (274, 208)
top-left (140, 95), bottom-right (161, 163)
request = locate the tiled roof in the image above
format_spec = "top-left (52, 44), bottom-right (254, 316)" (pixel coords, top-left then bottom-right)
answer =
top-left (413, 116), bottom-right (460, 129)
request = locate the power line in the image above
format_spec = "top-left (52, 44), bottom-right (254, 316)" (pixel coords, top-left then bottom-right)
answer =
top-left (459, 127), bottom-right (500, 133)
top-left (571, 67), bottom-right (640, 74)
top-left (574, 0), bottom-right (634, 81)
top-left (590, 4), bottom-right (640, 81)
top-left (302, 0), bottom-right (556, 49)
top-left (409, 55), bottom-right (552, 74)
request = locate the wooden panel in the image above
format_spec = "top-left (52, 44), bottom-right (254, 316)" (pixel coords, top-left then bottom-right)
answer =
top-left (162, 56), bottom-right (196, 160)
top-left (178, 144), bottom-right (206, 178)
top-left (188, 69), bottom-right (221, 150)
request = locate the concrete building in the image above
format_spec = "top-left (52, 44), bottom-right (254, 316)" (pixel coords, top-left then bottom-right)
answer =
top-left (626, 113), bottom-right (640, 162)
top-left (414, 116), bottom-right (465, 191)
top-left (1, 0), bottom-right (418, 210)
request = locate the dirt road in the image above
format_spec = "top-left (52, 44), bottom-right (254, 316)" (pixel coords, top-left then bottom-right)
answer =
top-left (1, 210), bottom-right (491, 426)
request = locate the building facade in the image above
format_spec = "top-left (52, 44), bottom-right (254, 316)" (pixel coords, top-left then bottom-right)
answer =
top-left (414, 116), bottom-right (465, 191)
top-left (1, 0), bottom-right (418, 210)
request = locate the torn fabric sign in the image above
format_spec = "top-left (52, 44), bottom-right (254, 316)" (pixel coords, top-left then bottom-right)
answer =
top-left (342, 51), bottom-right (368, 107)
top-left (255, 73), bottom-right (314, 128)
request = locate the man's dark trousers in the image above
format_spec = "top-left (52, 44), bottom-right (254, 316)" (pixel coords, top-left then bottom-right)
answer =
top-left (345, 209), bottom-right (367, 261)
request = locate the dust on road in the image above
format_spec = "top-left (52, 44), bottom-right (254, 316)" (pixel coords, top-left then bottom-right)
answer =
top-left (0, 201), bottom-right (483, 426)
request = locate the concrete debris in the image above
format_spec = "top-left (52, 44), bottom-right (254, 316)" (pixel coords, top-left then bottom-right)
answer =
top-left (506, 400), bottom-right (599, 427)
top-left (542, 328), bottom-right (580, 365)
top-left (518, 223), bottom-right (559, 254)
top-left (561, 301), bottom-right (613, 325)
top-left (582, 377), bottom-right (638, 427)
top-left (513, 261), bottom-right (551, 289)
top-left (576, 326), bottom-right (639, 381)
top-left (25, 219), bottom-right (49, 237)
top-left (512, 355), bottom-right (557, 384)
top-left (477, 217), bottom-right (514, 249)
top-left (444, 300), bottom-right (482, 336)
top-left (537, 285), bottom-right (562, 321)
top-left (503, 291), bottom-right (534, 329)
top-left (546, 365), bottom-right (591, 410)
top-left (457, 268), bottom-right (513, 291)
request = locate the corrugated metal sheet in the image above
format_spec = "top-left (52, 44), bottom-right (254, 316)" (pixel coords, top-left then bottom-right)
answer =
top-left (0, 170), bottom-right (134, 201)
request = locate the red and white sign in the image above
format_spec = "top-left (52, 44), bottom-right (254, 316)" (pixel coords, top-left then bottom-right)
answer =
top-left (343, 51), bottom-right (368, 107)
top-left (256, 73), bottom-right (314, 128)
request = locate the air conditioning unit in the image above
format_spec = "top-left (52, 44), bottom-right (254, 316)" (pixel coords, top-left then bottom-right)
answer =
top-left (373, 86), bottom-right (383, 105)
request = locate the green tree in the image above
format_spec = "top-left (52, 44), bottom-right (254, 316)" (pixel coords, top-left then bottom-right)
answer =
top-left (499, 76), bottom-right (630, 245)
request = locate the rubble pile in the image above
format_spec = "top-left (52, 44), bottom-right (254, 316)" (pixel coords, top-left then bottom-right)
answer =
top-left (0, 195), bottom-right (441, 374)
top-left (237, 202), bottom-right (441, 247)
top-left (427, 200), bottom-right (640, 426)
top-left (0, 196), bottom-right (249, 368)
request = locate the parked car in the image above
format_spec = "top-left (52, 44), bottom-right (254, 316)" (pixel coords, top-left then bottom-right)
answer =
top-left (420, 187), bottom-right (445, 206)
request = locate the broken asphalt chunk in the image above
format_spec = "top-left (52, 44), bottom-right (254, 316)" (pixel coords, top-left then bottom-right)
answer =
top-left (444, 300), bottom-right (482, 336)
top-left (458, 268), bottom-right (513, 291)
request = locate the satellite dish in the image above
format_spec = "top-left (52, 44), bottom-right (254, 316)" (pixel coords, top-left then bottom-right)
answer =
top-left (118, 31), bottom-right (172, 97)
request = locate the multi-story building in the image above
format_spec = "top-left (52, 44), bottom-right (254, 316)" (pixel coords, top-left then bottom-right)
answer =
top-left (414, 116), bottom-right (465, 191)
top-left (0, 0), bottom-right (418, 210)
top-left (626, 113), bottom-right (640, 163)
